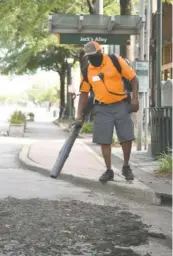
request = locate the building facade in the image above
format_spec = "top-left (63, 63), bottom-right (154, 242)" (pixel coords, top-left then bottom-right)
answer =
top-left (150, 1), bottom-right (172, 105)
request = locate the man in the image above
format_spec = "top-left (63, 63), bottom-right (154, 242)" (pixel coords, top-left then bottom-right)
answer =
top-left (76, 41), bottom-right (139, 183)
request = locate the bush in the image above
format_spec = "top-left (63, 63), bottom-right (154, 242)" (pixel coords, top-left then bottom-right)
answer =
top-left (9, 110), bottom-right (26, 124)
top-left (28, 112), bottom-right (35, 117)
top-left (156, 152), bottom-right (172, 173)
top-left (80, 122), bottom-right (93, 134)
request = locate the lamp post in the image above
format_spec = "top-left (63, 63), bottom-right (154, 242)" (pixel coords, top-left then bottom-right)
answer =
top-left (156, 0), bottom-right (162, 107)
top-left (66, 57), bottom-right (74, 119)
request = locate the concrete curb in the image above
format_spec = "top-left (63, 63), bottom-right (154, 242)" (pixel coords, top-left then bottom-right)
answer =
top-left (19, 141), bottom-right (161, 206)
top-left (111, 148), bottom-right (172, 204)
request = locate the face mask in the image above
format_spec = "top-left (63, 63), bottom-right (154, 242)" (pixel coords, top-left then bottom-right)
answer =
top-left (88, 53), bottom-right (103, 67)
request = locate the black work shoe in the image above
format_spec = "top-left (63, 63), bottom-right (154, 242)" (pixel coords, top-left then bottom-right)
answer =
top-left (122, 165), bottom-right (134, 181)
top-left (99, 170), bottom-right (114, 183)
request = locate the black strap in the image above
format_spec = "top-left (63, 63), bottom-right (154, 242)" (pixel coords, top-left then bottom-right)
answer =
top-left (108, 54), bottom-right (122, 74)
top-left (81, 64), bottom-right (89, 83)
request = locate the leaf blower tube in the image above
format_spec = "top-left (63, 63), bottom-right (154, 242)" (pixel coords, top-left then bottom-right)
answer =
top-left (50, 92), bottom-right (94, 179)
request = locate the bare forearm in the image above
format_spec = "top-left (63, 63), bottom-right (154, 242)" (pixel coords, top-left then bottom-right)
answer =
top-left (77, 92), bottom-right (89, 118)
top-left (130, 77), bottom-right (139, 99)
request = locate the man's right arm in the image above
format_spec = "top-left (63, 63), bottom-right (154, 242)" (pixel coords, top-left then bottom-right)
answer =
top-left (76, 77), bottom-right (90, 120)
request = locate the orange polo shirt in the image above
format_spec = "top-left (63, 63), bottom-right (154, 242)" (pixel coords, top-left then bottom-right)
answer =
top-left (80, 54), bottom-right (136, 104)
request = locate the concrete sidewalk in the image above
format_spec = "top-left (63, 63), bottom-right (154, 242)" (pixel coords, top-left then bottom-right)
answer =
top-left (19, 138), bottom-right (161, 205)
top-left (56, 119), bottom-right (172, 203)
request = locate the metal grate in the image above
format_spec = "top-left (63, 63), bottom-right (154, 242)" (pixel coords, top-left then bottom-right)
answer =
top-left (150, 107), bottom-right (172, 156)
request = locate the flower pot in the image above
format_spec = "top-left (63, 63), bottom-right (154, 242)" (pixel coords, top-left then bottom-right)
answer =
top-left (28, 116), bottom-right (34, 121)
top-left (9, 123), bottom-right (25, 137)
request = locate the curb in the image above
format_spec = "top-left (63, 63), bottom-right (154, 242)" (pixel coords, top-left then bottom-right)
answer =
top-left (19, 141), bottom-right (161, 206)
top-left (111, 149), bottom-right (172, 205)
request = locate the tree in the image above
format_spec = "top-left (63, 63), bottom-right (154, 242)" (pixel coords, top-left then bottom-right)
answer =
top-left (0, 0), bottom-right (80, 114)
top-left (27, 84), bottom-right (59, 104)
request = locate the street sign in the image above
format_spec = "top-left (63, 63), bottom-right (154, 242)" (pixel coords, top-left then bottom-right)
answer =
top-left (134, 61), bottom-right (149, 93)
top-left (57, 33), bottom-right (129, 45)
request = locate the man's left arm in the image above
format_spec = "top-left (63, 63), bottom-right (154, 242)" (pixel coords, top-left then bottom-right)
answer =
top-left (129, 76), bottom-right (139, 112)
top-left (118, 57), bottom-right (139, 112)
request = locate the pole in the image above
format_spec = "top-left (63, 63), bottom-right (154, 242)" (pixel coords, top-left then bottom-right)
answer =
top-left (67, 63), bottom-right (73, 119)
top-left (67, 63), bottom-right (70, 117)
top-left (144, 0), bottom-right (151, 151)
top-left (156, 0), bottom-right (162, 107)
top-left (136, 0), bottom-right (145, 151)
top-left (95, 0), bottom-right (103, 14)
top-left (146, 0), bottom-right (151, 61)
top-left (69, 65), bottom-right (73, 119)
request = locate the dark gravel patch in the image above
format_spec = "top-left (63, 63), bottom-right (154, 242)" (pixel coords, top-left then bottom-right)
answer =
top-left (0, 198), bottom-right (150, 256)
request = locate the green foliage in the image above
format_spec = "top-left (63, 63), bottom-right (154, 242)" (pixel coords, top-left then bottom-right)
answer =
top-left (28, 112), bottom-right (35, 117)
top-left (0, 0), bottom-right (79, 76)
top-left (162, 0), bottom-right (173, 3)
top-left (0, 96), bottom-right (7, 102)
top-left (112, 134), bottom-right (120, 146)
top-left (9, 110), bottom-right (26, 124)
top-left (156, 152), bottom-right (172, 173)
top-left (80, 122), bottom-right (93, 134)
top-left (26, 83), bottom-right (59, 104)
top-left (0, 0), bottom-right (126, 77)
top-left (38, 87), bottom-right (59, 104)
top-left (103, 0), bottom-right (120, 15)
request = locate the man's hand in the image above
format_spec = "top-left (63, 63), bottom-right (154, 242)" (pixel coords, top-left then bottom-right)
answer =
top-left (131, 97), bottom-right (139, 112)
top-left (72, 116), bottom-right (83, 128)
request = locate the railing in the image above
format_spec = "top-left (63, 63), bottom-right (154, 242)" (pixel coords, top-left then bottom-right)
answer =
top-left (149, 107), bottom-right (172, 156)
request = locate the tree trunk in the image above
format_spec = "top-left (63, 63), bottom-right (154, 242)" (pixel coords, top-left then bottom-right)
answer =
top-left (79, 49), bottom-right (88, 71)
top-left (120, 0), bottom-right (132, 15)
top-left (79, 0), bottom-right (96, 71)
top-left (120, 0), bottom-right (132, 58)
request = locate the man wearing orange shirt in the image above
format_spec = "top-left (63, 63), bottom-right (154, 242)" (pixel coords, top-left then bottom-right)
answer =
top-left (76, 41), bottom-right (139, 183)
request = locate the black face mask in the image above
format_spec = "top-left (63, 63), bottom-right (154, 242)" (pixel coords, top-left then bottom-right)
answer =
top-left (88, 54), bottom-right (103, 67)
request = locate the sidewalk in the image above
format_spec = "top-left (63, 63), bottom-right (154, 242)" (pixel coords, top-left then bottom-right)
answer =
top-left (56, 119), bottom-right (172, 203)
top-left (19, 138), bottom-right (161, 205)
top-left (112, 147), bottom-right (172, 197)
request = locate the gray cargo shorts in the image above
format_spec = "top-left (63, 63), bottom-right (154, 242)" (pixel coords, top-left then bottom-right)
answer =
top-left (93, 100), bottom-right (135, 145)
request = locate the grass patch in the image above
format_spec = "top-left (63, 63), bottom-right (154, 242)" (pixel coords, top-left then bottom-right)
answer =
top-left (156, 152), bottom-right (172, 174)
top-left (112, 134), bottom-right (120, 147)
top-left (80, 122), bottom-right (93, 134)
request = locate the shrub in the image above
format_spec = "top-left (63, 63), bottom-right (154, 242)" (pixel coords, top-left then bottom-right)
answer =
top-left (28, 112), bottom-right (35, 117)
top-left (80, 122), bottom-right (93, 134)
top-left (156, 152), bottom-right (172, 173)
top-left (9, 110), bottom-right (26, 124)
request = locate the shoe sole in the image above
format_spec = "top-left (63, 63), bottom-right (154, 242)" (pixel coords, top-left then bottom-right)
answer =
top-left (99, 178), bottom-right (114, 184)
top-left (126, 178), bottom-right (134, 181)
top-left (122, 174), bottom-right (134, 181)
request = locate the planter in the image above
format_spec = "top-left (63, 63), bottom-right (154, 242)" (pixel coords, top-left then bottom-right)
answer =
top-left (28, 113), bottom-right (35, 122)
top-left (28, 116), bottom-right (34, 122)
top-left (9, 123), bottom-right (25, 137)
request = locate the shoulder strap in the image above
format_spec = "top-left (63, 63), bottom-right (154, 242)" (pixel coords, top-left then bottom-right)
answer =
top-left (108, 54), bottom-right (122, 74)
top-left (81, 64), bottom-right (89, 83)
